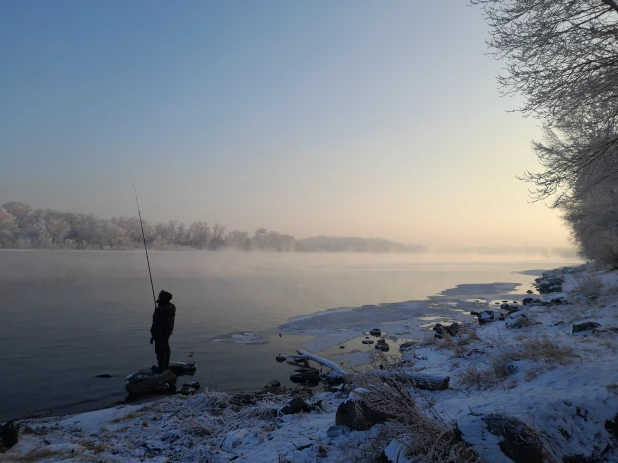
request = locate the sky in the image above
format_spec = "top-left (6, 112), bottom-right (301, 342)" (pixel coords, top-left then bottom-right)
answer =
top-left (0, 1), bottom-right (571, 248)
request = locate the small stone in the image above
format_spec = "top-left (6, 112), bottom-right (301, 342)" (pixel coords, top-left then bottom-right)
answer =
top-left (276, 354), bottom-right (287, 362)
top-left (264, 380), bottom-right (281, 389)
top-left (369, 328), bottom-right (382, 336)
top-left (339, 346), bottom-right (345, 349)
top-left (362, 339), bottom-right (374, 344)
top-left (572, 321), bottom-right (602, 333)
top-left (327, 425), bottom-right (348, 437)
top-left (526, 290), bottom-right (533, 294)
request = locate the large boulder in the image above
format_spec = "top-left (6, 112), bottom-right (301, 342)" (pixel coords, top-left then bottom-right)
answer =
top-left (125, 368), bottom-right (177, 399)
top-left (336, 391), bottom-right (391, 431)
top-left (457, 414), bottom-right (544, 463)
top-left (0, 421), bottom-right (19, 452)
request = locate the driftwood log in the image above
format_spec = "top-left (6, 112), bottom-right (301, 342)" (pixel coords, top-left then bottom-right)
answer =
top-left (279, 350), bottom-right (449, 391)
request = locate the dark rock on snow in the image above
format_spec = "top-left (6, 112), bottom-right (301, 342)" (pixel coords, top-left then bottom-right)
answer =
top-left (95, 373), bottom-right (114, 379)
top-left (457, 413), bottom-right (544, 463)
top-left (276, 354), bottom-right (287, 362)
top-left (362, 339), bottom-right (374, 344)
top-left (125, 368), bottom-right (178, 399)
top-left (280, 397), bottom-right (309, 415)
top-left (433, 322), bottom-right (460, 337)
top-left (178, 381), bottom-right (201, 396)
top-left (572, 322), bottom-right (602, 333)
top-left (370, 328), bottom-right (382, 336)
top-left (527, 290), bottom-right (534, 294)
top-left (0, 421), bottom-right (19, 452)
top-left (336, 395), bottom-right (391, 431)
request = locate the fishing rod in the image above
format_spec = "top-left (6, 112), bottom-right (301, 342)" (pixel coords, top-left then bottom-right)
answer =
top-left (133, 185), bottom-right (157, 310)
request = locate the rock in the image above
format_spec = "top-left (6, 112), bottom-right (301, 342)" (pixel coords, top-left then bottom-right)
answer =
top-left (326, 425), bottom-right (348, 437)
top-left (264, 379), bottom-right (281, 389)
top-left (323, 371), bottom-right (344, 385)
top-left (375, 339), bottom-right (390, 351)
top-left (362, 339), bottom-right (374, 344)
top-left (606, 412), bottom-right (618, 438)
top-left (339, 346), bottom-right (345, 349)
top-left (125, 368), bottom-right (177, 399)
top-left (280, 397), bottom-right (309, 415)
top-left (527, 290), bottom-right (533, 294)
top-left (457, 414), bottom-right (544, 463)
top-left (477, 310), bottom-right (497, 324)
top-left (370, 328), bottom-right (382, 336)
top-left (168, 362), bottom-right (197, 376)
top-left (550, 297), bottom-right (568, 305)
top-left (178, 381), bottom-right (200, 395)
top-left (522, 297), bottom-right (542, 306)
top-left (554, 321), bottom-right (566, 326)
top-left (276, 354), bottom-right (287, 362)
top-left (572, 321), bottom-right (602, 333)
top-left (500, 303), bottom-right (511, 310)
top-left (95, 373), bottom-right (114, 378)
top-left (336, 394), bottom-right (391, 431)
top-left (506, 313), bottom-right (531, 329)
top-left (0, 421), bottom-right (19, 452)
top-left (399, 341), bottom-right (417, 351)
top-left (290, 367), bottom-right (320, 384)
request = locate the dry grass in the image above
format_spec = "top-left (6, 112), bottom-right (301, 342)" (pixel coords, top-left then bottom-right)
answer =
top-left (520, 336), bottom-right (577, 365)
top-left (110, 410), bottom-right (141, 423)
top-left (345, 355), bottom-right (481, 463)
top-left (421, 325), bottom-right (481, 358)
top-left (574, 273), bottom-right (604, 297)
top-left (78, 440), bottom-right (106, 454)
top-left (458, 336), bottom-right (576, 390)
top-left (3, 448), bottom-right (65, 463)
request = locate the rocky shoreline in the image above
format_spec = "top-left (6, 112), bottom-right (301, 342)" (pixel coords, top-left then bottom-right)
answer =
top-left (5, 264), bottom-right (618, 462)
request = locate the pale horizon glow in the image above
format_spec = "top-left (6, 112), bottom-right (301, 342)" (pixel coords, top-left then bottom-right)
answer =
top-left (0, 2), bottom-right (571, 248)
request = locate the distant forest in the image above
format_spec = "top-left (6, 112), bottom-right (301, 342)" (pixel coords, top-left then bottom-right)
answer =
top-left (0, 202), bottom-right (425, 253)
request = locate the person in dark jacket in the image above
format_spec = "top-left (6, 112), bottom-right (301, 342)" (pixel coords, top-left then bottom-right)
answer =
top-left (150, 290), bottom-right (176, 373)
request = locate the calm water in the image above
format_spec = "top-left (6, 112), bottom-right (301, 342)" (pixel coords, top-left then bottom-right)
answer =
top-left (0, 250), bottom-right (577, 421)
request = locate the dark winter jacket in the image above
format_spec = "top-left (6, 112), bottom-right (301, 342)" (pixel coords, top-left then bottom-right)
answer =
top-left (150, 302), bottom-right (176, 341)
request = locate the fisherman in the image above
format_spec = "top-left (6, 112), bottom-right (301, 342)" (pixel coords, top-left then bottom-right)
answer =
top-left (150, 290), bottom-right (176, 373)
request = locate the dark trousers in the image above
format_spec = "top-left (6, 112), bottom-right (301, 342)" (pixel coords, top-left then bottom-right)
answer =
top-left (154, 338), bottom-right (171, 371)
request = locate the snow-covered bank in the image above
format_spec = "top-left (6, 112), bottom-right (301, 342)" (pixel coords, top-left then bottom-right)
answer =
top-left (6, 265), bottom-right (618, 462)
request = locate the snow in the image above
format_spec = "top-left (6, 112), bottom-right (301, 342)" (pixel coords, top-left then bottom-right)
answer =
top-left (7, 265), bottom-right (618, 462)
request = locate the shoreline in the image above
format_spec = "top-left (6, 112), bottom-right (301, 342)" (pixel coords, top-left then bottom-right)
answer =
top-left (7, 264), bottom-right (618, 461)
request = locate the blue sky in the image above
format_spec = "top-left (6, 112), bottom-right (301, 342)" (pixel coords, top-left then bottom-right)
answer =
top-left (0, 1), bottom-right (568, 247)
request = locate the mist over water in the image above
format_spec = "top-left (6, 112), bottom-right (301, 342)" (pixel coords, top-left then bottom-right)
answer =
top-left (0, 250), bottom-right (579, 422)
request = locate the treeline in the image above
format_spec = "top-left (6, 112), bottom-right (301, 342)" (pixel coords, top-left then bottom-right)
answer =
top-left (475, 1), bottom-right (618, 267)
top-left (0, 202), bottom-right (424, 253)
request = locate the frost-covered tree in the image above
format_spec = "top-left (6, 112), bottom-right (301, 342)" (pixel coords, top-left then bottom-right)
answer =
top-left (473, 0), bottom-right (618, 203)
top-left (3, 202), bottom-right (32, 228)
top-left (0, 208), bottom-right (17, 248)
